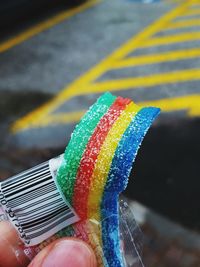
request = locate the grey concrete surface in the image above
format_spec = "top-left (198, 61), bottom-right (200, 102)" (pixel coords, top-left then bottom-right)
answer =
top-left (0, 0), bottom-right (179, 148)
top-left (0, 0), bottom-right (171, 94)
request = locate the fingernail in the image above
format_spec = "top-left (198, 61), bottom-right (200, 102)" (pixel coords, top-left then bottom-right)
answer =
top-left (42, 239), bottom-right (96, 267)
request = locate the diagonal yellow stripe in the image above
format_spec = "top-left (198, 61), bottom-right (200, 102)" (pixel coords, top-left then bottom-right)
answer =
top-left (141, 32), bottom-right (200, 47)
top-left (0, 0), bottom-right (102, 53)
top-left (140, 94), bottom-right (200, 116)
top-left (111, 48), bottom-right (200, 68)
top-left (21, 110), bottom-right (85, 129)
top-left (87, 102), bottom-right (140, 222)
top-left (182, 8), bottom-right (200, 17)
top-left (15, 94), bottom-right (200, 129)
top-left (87, 69), bottom-right (200, 92)
top-left (166, 18), bottom-right (200, 30)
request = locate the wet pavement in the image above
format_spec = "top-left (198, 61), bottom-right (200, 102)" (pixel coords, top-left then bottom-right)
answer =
top-left (0, 0), bottom-right (200, 265)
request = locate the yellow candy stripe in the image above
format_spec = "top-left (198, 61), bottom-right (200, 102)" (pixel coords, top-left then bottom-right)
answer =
top-left (88, 102), bottom-right (140, 220)
top-left (87, 102), bottom-right (141, 252)
top-left (86, 220), bottom-right (107, 267)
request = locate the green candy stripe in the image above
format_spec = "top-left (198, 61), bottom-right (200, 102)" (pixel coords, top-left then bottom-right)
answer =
top-left (56, 92), bottom-right (116, 204)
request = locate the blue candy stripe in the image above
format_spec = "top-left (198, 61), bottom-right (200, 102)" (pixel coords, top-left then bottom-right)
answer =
top-left (101, 107), bottom-right (160, 267)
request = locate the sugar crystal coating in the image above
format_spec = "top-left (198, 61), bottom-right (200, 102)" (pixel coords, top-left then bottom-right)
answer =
top-left (101, 107), bottom-right (160, 267)
top-left (55, 93), bottom-right (160, 267)
top-left (56, 92), bottom-right (116, 205)
top-left (73, 96), bottom-right (131, 220)
top-left (25, 93), bottom-right (160, 267)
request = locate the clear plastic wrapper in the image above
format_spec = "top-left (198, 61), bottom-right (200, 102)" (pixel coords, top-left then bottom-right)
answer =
top-left (119, 200), bottom-right (144, 267)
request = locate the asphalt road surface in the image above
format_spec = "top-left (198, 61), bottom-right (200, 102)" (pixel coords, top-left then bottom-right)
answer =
top-left (0, 0), bottom-right (200, 234)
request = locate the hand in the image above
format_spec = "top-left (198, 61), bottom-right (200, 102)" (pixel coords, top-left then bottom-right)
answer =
top-left (0, 221), bottom-right (97, 267)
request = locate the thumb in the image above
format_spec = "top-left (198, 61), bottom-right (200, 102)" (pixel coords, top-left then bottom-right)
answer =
top-left (28, 238), bottom-right (97, 267)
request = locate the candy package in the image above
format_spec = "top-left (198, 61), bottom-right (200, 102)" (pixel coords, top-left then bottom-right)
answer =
top-left (0, 93), bottom-right (160, 267)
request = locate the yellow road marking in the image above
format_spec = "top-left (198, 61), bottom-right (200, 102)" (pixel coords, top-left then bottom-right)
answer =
top-left (112, 48), bottom-right (200, 68)
top-left (87, 69), bottom-right (200, 92)
top-left (33, 110), bottom-right (86, 128)
top-left (11, 0), bottom-right (199, 133)
top-left (142, 32), bottom-right (200, 47)
top-left (140, 94), bottom-right (200, 117)
top-left (166, 18), bottom-right (200, 29)
top-left (182, 8), bottom-right (200, 17)
top-left (42, 111), bottom-right (85, 126)
top-left (0, 0), bottom-right (102, 53)
top-left (19, 94), bottom-right (200, 128)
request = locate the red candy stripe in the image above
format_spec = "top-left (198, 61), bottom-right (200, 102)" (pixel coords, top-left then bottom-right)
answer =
top-left (73, 97), bottom-right (131, 219)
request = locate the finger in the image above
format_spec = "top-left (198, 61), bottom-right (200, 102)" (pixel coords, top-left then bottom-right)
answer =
top-left (28, 238), bottom-right (97, 267)
top-left (0, 221), bottom-right (29, 267)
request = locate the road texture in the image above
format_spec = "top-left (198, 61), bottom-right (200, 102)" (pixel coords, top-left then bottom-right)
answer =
top-left (0, 0), bottom-right (199, 147)
top-left (0, 0), bottom-right (199, 265)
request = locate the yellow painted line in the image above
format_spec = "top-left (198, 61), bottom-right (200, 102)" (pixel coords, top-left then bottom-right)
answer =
top-left (182, 8), bottom-right (200, 17)
top-left (166, 18), bottom-right (200, 29)
top-left (86, 69), bottom-right (200, 92)
top-left (112, 48), bottom-right (200, 68)
top-left (11, 0), bottom-right (197, 133)
top-left (35, 110), bottom-right (85, 128)
top-left (20, 94), bottom-right (200, 128)
top-left (142, 32), bottom-right (200, 47)
top-left (12, 110), bottom-right (86, 132)
top-left (140, 94), bottom-right (200, 117)
top-left (0, 0), bottom-right (102, 53)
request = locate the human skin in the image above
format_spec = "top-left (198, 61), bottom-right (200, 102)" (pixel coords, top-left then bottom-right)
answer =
top-left (0, 221), bottom-right (97, 267)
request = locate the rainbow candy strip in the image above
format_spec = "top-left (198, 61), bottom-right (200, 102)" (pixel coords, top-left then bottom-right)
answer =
top-left (56, 92), bottom-right (160, 267)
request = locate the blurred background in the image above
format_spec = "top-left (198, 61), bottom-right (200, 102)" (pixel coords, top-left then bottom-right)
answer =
top-left (0, 0), bottom-right (199, 266)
